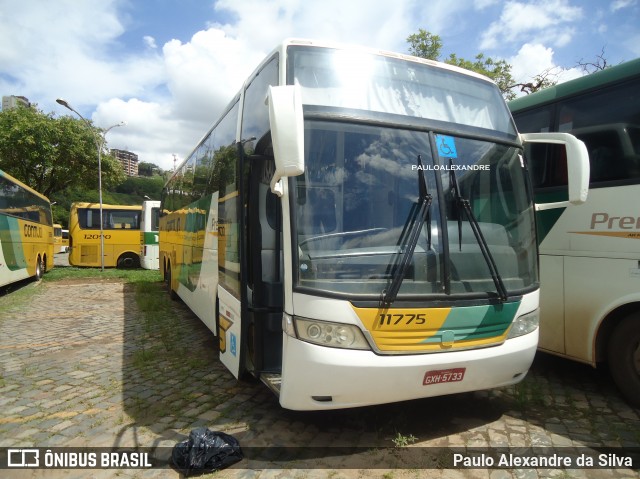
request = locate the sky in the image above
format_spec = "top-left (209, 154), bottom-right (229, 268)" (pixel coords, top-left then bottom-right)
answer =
top-left (1, 0), bottom-right (639, 172)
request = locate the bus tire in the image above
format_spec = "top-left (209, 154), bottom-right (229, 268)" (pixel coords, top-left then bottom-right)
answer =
top-left (608, 314), bottom-right (640, 408)
top-left (35, 255), bottom-right (43, 281)
top-left (166, 262), bottom-right (178, 301)
top-left (117, 253), bottom-right (140, 269)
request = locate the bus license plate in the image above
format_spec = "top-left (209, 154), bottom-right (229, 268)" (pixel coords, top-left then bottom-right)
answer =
top-left (423, 368), bottom-right (465, 386)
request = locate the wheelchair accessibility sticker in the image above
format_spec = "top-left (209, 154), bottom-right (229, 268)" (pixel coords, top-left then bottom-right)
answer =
top-left (435, 135), bottom-right (457, 158)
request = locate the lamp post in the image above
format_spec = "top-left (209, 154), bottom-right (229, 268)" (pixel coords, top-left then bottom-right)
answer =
top-left (56, 98), bottom-right (125, 271)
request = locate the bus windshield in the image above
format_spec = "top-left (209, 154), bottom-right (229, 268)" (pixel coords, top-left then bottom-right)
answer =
top-left (292, 121), bottom-right (537, 300)
top-left (291, 46), bottom-right (517, 138)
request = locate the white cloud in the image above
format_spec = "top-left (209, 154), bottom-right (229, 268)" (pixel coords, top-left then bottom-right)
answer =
top-left (611, 0), bottom-right (637, 11)
top-left (480, 0), bottom-right (583, 50)
top-left (510, 43), bottom-right (556, 85)
top-left (143, 36), bottom-right (157, 49)
top-left (1, 0), bottom-right (634, 171)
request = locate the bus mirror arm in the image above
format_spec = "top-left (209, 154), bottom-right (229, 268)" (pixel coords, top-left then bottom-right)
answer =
top-left (267, 85), bottom-right (305, 197)
top-left (520, 132), bottom-right (590, 211)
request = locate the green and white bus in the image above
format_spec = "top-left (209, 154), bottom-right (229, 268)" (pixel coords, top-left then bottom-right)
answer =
top-left (0, 169), bottom-right (54, 288)
top-left (509, 57), bottom-right (640, 407)
top-left (160, 39), bottom-right (589, 410)
top-left (140, 200), bottom-right (160, 270)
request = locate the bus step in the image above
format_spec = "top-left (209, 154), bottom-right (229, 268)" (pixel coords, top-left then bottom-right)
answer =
top-left (260, 373), bottom-right (282, 396)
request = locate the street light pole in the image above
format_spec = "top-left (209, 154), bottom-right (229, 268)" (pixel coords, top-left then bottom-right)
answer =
top-left (56, 98), bottom-right (125, 272)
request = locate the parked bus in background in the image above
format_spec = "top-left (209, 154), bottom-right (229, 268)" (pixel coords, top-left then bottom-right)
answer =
top-left (61, 228), bottom-right (69, 253)
top-left (53, 223), bottom-right (68, 253)
top-left (0, 169), bottom-right (54, 288)
top-left (68, 202), bottom-right (142, 269)
top-left (140, 200), bottom-right (160, 270)
top-left (160, 39), bottom-right (589, 410)
top-left (509, 57), bottom-right (640, 407)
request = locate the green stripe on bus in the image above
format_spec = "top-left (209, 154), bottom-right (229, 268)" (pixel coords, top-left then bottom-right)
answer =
top-left (420, 301), bottom-right (520, 343)
top-left (142, 231), bottom-right (158, 245)
top-left (534, 190), bottom-right (567, 243)
top-left (0, 215), bottom-right (27, 270)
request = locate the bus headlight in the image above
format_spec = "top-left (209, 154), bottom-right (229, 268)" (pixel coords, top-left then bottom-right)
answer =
top-left (284, 315), bottom-right (370, 350)
top-left (507, 309), bottom-right (539, 339)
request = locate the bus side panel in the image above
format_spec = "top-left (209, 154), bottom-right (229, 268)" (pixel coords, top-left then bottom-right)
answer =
top-left (0, 215), bottom-right (30, 287)
top-left (537, 255), bottom-right (565, 355)
top-left (0, 216), bottom-right (53, 287)
top-left (539, 185), bottom-right (640, 364)
top-left (564, 256), bottom-right (640, 364)
top-left (173, 196), bottom-right (220, 333)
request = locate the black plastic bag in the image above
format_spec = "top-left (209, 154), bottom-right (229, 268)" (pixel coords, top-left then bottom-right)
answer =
top-left (171, 427), bottom-right (243, 477)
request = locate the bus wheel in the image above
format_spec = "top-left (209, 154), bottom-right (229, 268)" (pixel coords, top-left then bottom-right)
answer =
top-left (117, 253), bottom-right (140, 269)
top-left (35, 255), bottom-right (43, 281)
top-left (166, 262), bottom-right (178, 301)
top-left (608, 314), bottom-right (640, 408)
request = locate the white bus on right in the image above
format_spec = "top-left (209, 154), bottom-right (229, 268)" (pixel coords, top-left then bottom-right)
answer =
top-left (510, 58), bottom-right (640, 407)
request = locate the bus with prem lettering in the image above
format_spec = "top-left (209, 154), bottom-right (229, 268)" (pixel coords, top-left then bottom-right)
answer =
top-left (0, 169), bottom-right (54, 288)
top-left (68, 202), bottom-right (142, 268)
top-left (160, 39), bottom-right (590, 410)
top-left (509, 57), bottom-right (640, 407)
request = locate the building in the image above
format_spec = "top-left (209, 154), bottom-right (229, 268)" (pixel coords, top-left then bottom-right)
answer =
top-left (2, 95), bottom-right (30, 110)
top-left (111, 149), bottom-right (139, 176)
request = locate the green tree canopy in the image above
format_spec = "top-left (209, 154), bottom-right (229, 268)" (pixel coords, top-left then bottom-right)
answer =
top-left (0, 105), bottom-right (125, 198)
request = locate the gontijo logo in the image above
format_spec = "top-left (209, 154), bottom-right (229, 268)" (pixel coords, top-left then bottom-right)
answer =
top-left (571, 212), bottom-right (640, 239)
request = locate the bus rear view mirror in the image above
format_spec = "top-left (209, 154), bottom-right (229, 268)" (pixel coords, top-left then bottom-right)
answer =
top-left (267, 84), bottom-right (305, 197)
top-left (520, 132), bottom-right (590, 211)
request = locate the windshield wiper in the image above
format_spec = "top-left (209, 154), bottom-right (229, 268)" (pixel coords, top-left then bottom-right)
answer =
top-left (381, 155), bottom-right (432, 306)
top-left (448, 158), bottom-right (508, 302)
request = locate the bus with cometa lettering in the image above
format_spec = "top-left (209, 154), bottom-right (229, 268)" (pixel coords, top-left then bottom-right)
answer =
top-left (0, 169), bottom-right (54, 288)
top-left (68, 202), bottom-right (142, 268)
top-left (509, 57), bottom-right (640, 407)
top-left (160, 39), bottom-right (590, 410)
top-left (140, 200), bottom-right (160, 270)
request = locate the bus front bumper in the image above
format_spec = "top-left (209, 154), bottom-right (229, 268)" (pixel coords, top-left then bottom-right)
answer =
top-left (278, 329), bottom-right (538, 410)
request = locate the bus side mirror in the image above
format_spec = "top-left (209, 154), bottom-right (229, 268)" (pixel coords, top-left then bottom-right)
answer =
top-left (520, 132), bottom-right (590, 211)
top-left (267, 85), bottom-right (305, 197)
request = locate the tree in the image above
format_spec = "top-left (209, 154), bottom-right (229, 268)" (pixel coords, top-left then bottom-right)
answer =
top-left (407, 29), bottom-right (521, 100)
top-left (577, 46), bottom-right (612, 74)
top-left (509, 67), bottom-right (561, 95)
top-left (138, 161), bottom-right (162, 177)
top-left (407, 29), bottom-right (442, 61)
top-left (0, 105), bottom-right (125, 197)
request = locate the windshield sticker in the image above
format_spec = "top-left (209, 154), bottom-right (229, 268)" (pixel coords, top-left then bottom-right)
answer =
top-left (435, 135), bottom-right (458, 158)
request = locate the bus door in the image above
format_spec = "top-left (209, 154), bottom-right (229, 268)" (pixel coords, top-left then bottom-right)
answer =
top-left (245, 156), bottom-right (284, 379)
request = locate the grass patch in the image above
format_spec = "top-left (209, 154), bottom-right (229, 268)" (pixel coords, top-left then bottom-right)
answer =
top-left (44, 266), bottom-right (161, 284)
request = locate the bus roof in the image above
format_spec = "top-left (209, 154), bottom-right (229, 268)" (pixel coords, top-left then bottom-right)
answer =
top-left (509, 57), bottom-right (640, 113)
top-left (166, 38), bottom-right (502, 186)
top-left (70, 202), bottom-right (142, 210)
top-left (0, 169), bottom-right (51, 204)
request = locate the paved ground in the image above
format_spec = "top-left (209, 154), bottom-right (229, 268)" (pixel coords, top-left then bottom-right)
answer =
top-left (0, 260), bottom-right (639, 478)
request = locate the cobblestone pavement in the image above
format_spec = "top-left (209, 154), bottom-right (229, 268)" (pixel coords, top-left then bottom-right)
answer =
top-left (0, 274), bottom-right (638, 479)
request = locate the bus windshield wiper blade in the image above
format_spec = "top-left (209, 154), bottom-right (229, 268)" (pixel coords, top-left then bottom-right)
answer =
top-left (381, 155), bottom-right (432, 306)
top-left (448, 158), bottom-right (508, 302)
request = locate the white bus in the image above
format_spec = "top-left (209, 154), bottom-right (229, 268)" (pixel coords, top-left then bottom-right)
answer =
top-left (140, 200), bottom-right (160, 270)
top-left (509, 58), bottom-right (640, 407)
top-left (160, 39), bottom-right (589, 410)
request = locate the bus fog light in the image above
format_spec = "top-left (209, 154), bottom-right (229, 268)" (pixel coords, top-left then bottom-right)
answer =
top-left (507, 309), bottom-right (539, 339)
top-left (283, 313), bottom-right (296, 337)
top-left (294, 317), bottom-right (370, 350)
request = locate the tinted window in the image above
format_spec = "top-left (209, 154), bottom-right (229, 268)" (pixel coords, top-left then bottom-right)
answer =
top-left (242, 56), bottom-right (279, 155)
